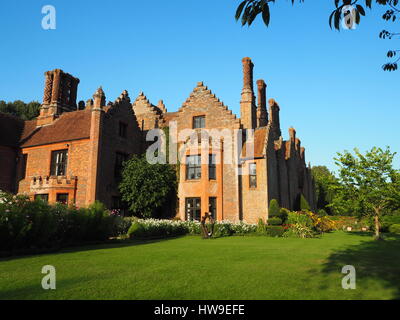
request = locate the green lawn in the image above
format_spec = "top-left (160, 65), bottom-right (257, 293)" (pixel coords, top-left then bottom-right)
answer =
top-left (1, 232), bottom-right (399, 300)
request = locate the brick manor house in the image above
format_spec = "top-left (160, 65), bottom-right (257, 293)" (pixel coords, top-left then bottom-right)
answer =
top-left (0, 58), bottom-right (315, 223)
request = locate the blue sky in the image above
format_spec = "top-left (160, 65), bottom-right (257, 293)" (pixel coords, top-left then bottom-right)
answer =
top-left (0, 0), bottom-right (399, 172)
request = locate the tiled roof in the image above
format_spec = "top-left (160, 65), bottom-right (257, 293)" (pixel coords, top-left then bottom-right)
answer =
top-left (20, 110), bottom-right (91, 148)
top-left (0, 113), bottom-right (24, 147)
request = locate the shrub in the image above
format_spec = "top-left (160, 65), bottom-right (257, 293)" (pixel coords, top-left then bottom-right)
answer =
top-left (300, 194), bottom-right (311, 211)
top-left (213, 222), bottom-right (235, 238)
top-left (284, 223), bottom-right (315, 238)
top-left (287, 212), bottom-right (313, 228)
top-left (267, 217), bottom-right (283, 226)
top-left (256, 218), bottom-right (266, 234)
top-left (0, 192), bottom-right (120, 253)
top-left (317, 209), bottom-right (327, 216)
top-left (279, 208), bottom-right (289, 223)
top-left (231, 221), bottom-right (257, 235)
top-left (127, 221), bottom-right (146, 238)
top-left (266, 226), bottom-right (285, 237)
top-left (269, 199), bottom-right (280, 218)
top-left (389, 224), bottom-right (400, 234)
top-left (381, 214), bottom-right (400, 232)
top-left (305, 211), bottom-right (336, 233)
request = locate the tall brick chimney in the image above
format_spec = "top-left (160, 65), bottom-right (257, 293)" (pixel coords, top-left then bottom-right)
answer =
top-left (240, 57), bottom-right (256, 129)
top-left (256, 79), bottom-right (268, 127)
top-left (86, 87), bottom-right (105, 205)
top-left (269, 98), bottom-right (281, 137)
top-left (37, 69), bottom-right (80, 126)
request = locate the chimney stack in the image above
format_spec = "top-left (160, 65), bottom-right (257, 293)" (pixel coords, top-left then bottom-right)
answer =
top-left (269, 99), bottom-right (281, 137)
top-left (256, 79), bottom-right (268, 127)
top-left (240, 57), bottom-right (256, 129)
top-left (37, 69), bottom-right (80, 127)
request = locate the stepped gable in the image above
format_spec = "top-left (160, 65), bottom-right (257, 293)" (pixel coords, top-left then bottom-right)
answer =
top-left (104, 90), bottom-right (134, 118)
top-left (132, 92), bottom-right (162, 116)
top-left (177, 82), bottom-right (240, 126)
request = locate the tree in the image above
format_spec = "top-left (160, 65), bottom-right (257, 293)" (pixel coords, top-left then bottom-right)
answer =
top-left (235, 0), bottom-right (400, 71)
top-left (312, 166), bottom-right (337, 214)
top-left (0, 100), bottom-right (40, 120)
top-left (334, 147), bottom-right (400, 239)
top-left (119, 155), bottom-right (178, 218)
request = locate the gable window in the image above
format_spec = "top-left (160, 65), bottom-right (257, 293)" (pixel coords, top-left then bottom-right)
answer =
top-left (249, 163), bottom-right (257, 188)
top-left (209, 197), bottom-right (217, 220)
top-left (209, 154), bottom-right (216, 180)
top-left (50, 149), bottom-right (68, 176)
top-left (119, 122), bottom-right (127, 138)
top-left (56, 193), bottom-right (69, 205)
top-left (186, 155), bottom-right (201, 180)
top-left (193, 116), bottom-right (205, 129)
top-left (115, 152), bottom-right (129, 179)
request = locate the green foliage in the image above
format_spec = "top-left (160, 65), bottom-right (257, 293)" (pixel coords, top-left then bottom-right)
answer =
top-left (119, 155), bottom-right (178, 218)
top-left (213, 222), bottom-right (235, 238)
top-left (0, 100), bottom-right (40, 120)
top-left (389, 224), bottom-right (400, 234)
top-left (284, 224), bottom-right (315, 238)
top-left (333, 147), bottom-right (400, 238)
top-left (127, 221), bottom-right (146, 238)
top-left (256, 218), bottom-right (266, 233)
top-left (318, 209), bottom-right (328, 216)
top-left (267, 217), bottom-right (283, 226)
top-left (312, 165), bottom-right (337, 214)
top-left (300, 194), bottom-right (311, 211)
top-left (0, 192), bottom-right (119, 253)
top-left (279, 208), bottom-right (289, 223)
top-left (268, 199), bottom-right (280, 218)
top-left (287, 212), bottom-right (314, 229)
top-left (266, 226), bottom-right (285, 237)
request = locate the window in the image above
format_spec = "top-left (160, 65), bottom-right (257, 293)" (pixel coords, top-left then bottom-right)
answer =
top-left (34, 194), bottom-right (49, 202)
top-left (208, 154), bottom-right (216, 180)
top-left (21, 154), bottom-right (28, 179)
top-left (50, 149), bottom-right (68, 176)
top-left (186, 155), bottom-right (201, 180)
top-left (193, 116), bottom-right (205, 129)
top-left (249, 163), bottom-right (257, 188)
top-left (209, 197), bottom-right (217, 220)
top-left (56, 193), bottom-right (69, 205)
top-left (119, 122), bottom-right (127, 138)
top-left (114, 152), bottom-right (129, 179)
top-left (186, 198), bottom-right (201, 221)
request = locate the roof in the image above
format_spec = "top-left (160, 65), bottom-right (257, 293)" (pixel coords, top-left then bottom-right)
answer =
top-left (241, 126), bottom-right (268, 159)
top-left (20, 110), bottom-right (92, 148)
top-left (0, 113), bottom-right (24, 147)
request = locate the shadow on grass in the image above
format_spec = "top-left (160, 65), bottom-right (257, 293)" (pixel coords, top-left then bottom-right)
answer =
top-left (321, 233), bottom-right (400, 299)
top-left (0, 276), bottom-right (91, 300)
top-left (0, 235), bottom-right (187, 262)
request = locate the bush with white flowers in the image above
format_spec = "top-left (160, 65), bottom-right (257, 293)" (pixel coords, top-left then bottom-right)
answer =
top-left (126, 218), bottom-right (257, 239)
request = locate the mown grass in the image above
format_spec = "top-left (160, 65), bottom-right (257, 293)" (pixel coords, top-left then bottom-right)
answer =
top-left (0, 231), bottom-right (399, 300)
